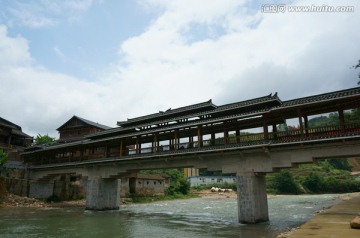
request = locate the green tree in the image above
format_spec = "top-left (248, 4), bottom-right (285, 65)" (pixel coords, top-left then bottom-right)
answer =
top-left (34, 134), bottom-right (56, 146)
top-left (271, 170), bottom-right (302, 194)
top-left (302, 172), bottom-right (324, 193)
top-left (326, 159), bottom-right (353, 171)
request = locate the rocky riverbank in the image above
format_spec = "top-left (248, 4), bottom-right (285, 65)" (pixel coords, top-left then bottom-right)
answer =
top-left (0, 193), bottom-right (86, 208)
top-left (0, 190), bottom-right (236, 209)
top-left (0, 193), bottom-right (49, 208)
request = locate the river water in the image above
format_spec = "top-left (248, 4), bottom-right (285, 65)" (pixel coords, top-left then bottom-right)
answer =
top-left (0, 194), bottom-right (339, 238)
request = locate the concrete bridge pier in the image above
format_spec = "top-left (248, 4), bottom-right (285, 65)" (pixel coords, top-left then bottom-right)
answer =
top-left (236, 172), bottom-right (269, 224)
top-left (85, 177), bottom-right (121, 211)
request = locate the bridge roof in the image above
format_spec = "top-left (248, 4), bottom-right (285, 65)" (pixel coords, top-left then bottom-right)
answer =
top-left (281, 86), bottom-right (360, 108)
top-left (269, 86), bottom-right (360, 119)
top-left (117, 99), bottom-right (216, 127)
top-left (85, 93), bottom-right (281, 140)
top-left (86, 87), bottom-right (360, 141)
top-left (209, 93), bottom-right (281, 117)
top-left (22, 86), bottom-right (360, 156)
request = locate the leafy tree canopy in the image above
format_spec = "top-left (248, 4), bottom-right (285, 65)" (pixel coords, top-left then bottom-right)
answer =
top-left (271, 170), bottom-right (302, 194)
top-left (34, 134), bottom-right (56, 146)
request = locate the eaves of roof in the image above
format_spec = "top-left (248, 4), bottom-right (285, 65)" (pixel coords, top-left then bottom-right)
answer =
top-left (117, 99), bottom-right (216, 127)
top-left (57, 115), bottom-right (112, 131)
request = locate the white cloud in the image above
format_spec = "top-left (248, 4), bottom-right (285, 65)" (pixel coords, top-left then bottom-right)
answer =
top-left (0, 25), bottom-right (108, 137)
top-left (1, 0), bottom-right (360, 139)
top-left (0, 25), bottom-right (32, 66)
top-left (115, 0), bottom-right (360, 108)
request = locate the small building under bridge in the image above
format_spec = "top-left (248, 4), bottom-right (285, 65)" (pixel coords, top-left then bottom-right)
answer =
top-left (22, 86), bottom-right (360, 223)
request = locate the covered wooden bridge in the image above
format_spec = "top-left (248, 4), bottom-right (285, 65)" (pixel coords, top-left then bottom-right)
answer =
top-left (23, 86), bottom-right (360, 166)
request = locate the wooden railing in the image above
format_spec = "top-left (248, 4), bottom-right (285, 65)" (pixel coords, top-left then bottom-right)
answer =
top-left (26, 122), bottom-right (360, 165)
top-left (123, 122), bottom-right (360, 156)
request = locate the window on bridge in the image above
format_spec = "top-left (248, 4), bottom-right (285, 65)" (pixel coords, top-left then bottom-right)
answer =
top-left (240, 128), bottom-right (265, 142)
top-left (214, 132), bottom-right (224, 145)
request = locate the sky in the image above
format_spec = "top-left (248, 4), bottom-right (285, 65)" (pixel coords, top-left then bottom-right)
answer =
top-left (1, 0), bottom-right (360, 138)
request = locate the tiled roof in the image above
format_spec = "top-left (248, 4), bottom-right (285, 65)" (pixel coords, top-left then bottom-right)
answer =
top-left (281, 87), bottom-right (360, 107)
top-left (117, 100), bottom-right (216, 127)
top-left (211, 93), bottom-right (281, 114)
top-left (0, 117), bottom-right (32, 138)
top-left (86, 94), bottom-right (282, 140)
top-left (0, 117), bottom-right (21, 130)
top-left (57, 115), bottom-right (112, 131)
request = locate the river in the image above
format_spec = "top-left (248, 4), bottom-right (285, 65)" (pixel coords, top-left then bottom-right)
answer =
top-left (0, 194), bottom-right (339, 238)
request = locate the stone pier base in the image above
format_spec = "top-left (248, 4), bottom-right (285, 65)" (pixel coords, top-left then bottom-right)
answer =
top-left (85, 178), bottom-right (120, 211)
top-left (28, 181), bottom-right (54, 199)
top-left (236, 172), bottom-right (269, 224)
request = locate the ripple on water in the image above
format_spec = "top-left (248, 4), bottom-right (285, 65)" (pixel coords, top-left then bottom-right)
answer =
top-left (0, 194), bottom-right (341, 238)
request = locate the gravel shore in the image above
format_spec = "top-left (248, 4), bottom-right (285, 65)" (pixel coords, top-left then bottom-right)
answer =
top-left (0, 193), bottom-right (86, 208)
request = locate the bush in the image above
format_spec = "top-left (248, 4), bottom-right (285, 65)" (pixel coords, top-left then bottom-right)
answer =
top-left (302, 172), bottom-right (324, 193)
top-left (327, 159), bottom-right (353, 171)
top-left (271, 170), bottom-right (302, 194)
top-left (166, 176), bottom-right (191, 195)
top-left (177, 177), bottom-right (191, 195)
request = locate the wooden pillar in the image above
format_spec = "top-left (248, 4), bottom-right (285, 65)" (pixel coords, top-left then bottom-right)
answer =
top-left (304, 115), bottom-right (309, 136)
top-left (339, 109), bottom-right (345, 131)
top-left (224, 124), bottom-right (229, 144)
top-left (169, 138), bottom-right (173, 150)
top-left (197, 125), bottom-right (203, 148)
top-left (298, 116), bottom-right (304, 136)
top-left (263, 121), bottom-right (268, 140)
top-left (153, 133), bottom-right (158, 152)
top-left (174, 129), bottom-right (179, 149)
top-left (211, 132), bottom-right (216, 146)
top-left (137, 139), bottom-right (141, 154)
top-left (272, 124), bottom-right (277, 139)
top-left (119, 140), bottom-right (123, 157)
top-left (189, 135), bottom-right (194, 148)
top-left (136, 136), bottom-right (141, 154)
top-left (236, 127), bottom-right (241, 143)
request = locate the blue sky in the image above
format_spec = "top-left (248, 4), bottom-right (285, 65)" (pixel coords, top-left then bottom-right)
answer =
top-left (1, 0), bottom-right (155, 81)
top-left (0, 0), bottom-right (360, 137)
